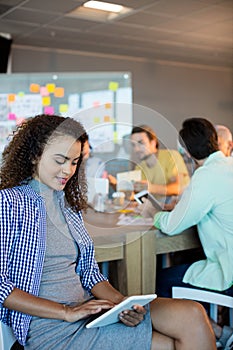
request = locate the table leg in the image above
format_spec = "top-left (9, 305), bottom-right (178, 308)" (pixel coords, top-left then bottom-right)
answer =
top-left (117, 232), bottom-right (142, 296)
top-left (141, 230), bottom-right (156, 294)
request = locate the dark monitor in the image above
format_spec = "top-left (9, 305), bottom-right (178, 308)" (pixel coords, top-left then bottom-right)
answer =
top-left (0, 35), bottom-right (12, 73)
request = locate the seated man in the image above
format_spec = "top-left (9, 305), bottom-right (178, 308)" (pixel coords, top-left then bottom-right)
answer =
top-left (131, 125), bottom-right (190, 201)
top-left (215, 124), bottom-right (233, 157)
top-left (140, 118), bottom-right (233, 349)
top-left (108, 125), bottom-right (190, 203)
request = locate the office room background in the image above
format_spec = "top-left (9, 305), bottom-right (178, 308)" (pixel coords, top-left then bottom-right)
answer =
top-left (0, 0), bottom-right (232, 149)
top-left (9, 46), bottom-right (233, 149)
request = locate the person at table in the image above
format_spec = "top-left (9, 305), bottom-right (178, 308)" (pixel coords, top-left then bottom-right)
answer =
top-left (82, 138), bottom-right (107, 178)
top-left (131, 125), bottom-right (190, 198)
top-left (108, 125), bottom-right (190, 203)
top-left (0, 114), bottom-right (216, 350)
top-left (140, 117), bottom-right (233, 349)
top-left (215, 124), bottom-right (233, 157)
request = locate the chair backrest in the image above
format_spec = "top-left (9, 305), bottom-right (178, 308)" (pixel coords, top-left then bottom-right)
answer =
top-left (0, 322), bottom-right (16, 350)
top-left (172, 287), bottom-right (233, 326)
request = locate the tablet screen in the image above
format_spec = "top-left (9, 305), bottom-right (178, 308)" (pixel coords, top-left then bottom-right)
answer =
top-left (86, 294), bottom-right (157, 328)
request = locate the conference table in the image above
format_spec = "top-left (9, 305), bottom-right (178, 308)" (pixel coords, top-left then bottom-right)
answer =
top-left (83, 207), bottom-right (201, 296)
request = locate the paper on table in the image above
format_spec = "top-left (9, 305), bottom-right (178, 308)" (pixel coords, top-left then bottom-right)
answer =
top-left (116, 213), bottom-right (153, 226)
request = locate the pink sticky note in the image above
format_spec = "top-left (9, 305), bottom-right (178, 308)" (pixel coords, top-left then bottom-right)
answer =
top-left (40, 86), bottom-right (49, 96)
top-left (8, 113), bottom-right (16, 120)
top-left (93, 101), bottom-right (100, 107)
top-left (16, 117), bottom-right (26, 126)
top-left (44, 106), bottom-right (54, 115)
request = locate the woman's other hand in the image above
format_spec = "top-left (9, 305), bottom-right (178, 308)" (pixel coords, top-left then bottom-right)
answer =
top-left (119, 304), bottom-right (147, 327)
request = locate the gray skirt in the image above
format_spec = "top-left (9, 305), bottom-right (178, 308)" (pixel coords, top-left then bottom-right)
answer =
top-left (25, 305), bottom-right (152, 350)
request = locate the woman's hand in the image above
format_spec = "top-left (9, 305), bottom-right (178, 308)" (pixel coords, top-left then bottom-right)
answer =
top-left (118, 304), bottom-right (147, 327)
top-left (64, 299), bottom-right (115, 323)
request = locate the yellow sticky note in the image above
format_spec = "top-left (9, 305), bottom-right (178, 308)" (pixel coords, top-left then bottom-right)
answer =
top-left (46, 83), bottom-right (56, 93)
top-left (59, 104), bottom-right (68, 113)
top-left (113, 131), bottom-right (118, 143)
top-left (30, 83), bottom-right (40, 93)
top-left (108, 82), bottom-right (119, 91)
top-left (8, 94), bottom-right (16, 103)
top-left (54, 87), bottom-right (64, 98)
top-left (18, 92), bottom-right (25, 97)
top-left (42, 96), bottom-right (51, 106)
top-left (93, 117), bottom-right (100, 123)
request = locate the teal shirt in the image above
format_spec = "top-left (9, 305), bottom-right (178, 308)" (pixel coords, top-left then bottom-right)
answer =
top-left (154, 151), bottom-right (233, 291)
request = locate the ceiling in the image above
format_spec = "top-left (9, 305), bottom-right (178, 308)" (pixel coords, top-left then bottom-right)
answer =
top-left (0, 0), bottom-right (233, 67)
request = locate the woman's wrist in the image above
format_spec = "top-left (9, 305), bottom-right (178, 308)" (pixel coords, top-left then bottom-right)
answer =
top-left (61, 303), bottom-right (69, 321)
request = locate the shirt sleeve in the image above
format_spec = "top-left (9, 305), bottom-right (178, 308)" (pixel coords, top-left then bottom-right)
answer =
top-left (154, 167), bottom-right (214, 235)
top-left (0, 192), bottom-right (15, 306)
top-left (78, 242), bottom-right (107, 294)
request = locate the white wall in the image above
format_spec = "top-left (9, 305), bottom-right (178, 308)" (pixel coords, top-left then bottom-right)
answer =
top-left (12, 45), bottom-right (233, 148)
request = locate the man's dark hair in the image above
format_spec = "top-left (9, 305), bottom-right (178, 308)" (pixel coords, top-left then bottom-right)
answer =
top-left (131, 125), bottom-right (159, 148)
top-left (179, 118), bottom-right (218, 160)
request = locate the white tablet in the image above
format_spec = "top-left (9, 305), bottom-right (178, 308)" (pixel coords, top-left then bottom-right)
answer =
top-left (134, 190), bottom-right (164, 211)
top-left (86, 294), bottom-right (157, 329)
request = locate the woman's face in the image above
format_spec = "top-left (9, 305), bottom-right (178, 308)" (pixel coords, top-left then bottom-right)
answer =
top-left (33, 135), bottom-right (81, 191)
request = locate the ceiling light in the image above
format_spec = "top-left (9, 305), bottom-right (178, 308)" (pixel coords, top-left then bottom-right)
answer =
top-left (66, 2), bottom-right (132, 22)
top-left (83, 1), bottom-right (123, 13)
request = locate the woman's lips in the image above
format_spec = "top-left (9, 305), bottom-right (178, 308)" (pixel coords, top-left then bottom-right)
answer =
top-left (57, 177), bottom-right (68, 185)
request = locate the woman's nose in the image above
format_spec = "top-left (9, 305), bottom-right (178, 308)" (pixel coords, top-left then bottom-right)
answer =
top-left (62, 162), bottom-right (72, 174)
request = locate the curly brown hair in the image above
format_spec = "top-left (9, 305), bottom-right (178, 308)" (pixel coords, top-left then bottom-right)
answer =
top-left (0, 114), bottom-right (88, 212)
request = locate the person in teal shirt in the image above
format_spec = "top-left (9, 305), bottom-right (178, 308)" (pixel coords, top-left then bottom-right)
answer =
top-left (149, 117), bottom-right (233, 350)
top-left (154, 118), bottom-right (233, 294)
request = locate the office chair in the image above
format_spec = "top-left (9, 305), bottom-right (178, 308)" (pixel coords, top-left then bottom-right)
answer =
top-left (172, 286), bottom-right (233, 326)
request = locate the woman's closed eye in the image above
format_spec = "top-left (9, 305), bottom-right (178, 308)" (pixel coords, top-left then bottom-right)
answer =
top-left (55, 158), bottom-right (80, 166)
top-left (55, 159), bottom-right (66, 165)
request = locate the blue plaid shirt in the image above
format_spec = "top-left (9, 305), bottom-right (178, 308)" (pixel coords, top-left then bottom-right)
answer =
top-left (0, 185), bottom-right (106, 345)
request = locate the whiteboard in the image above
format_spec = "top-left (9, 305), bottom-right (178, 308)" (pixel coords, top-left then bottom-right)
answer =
top-left (0, 72), bottom-right (133, 155)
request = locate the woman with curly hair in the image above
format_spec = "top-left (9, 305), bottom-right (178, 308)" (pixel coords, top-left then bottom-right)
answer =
top-left (0, 114), bottom-right (216, 350)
